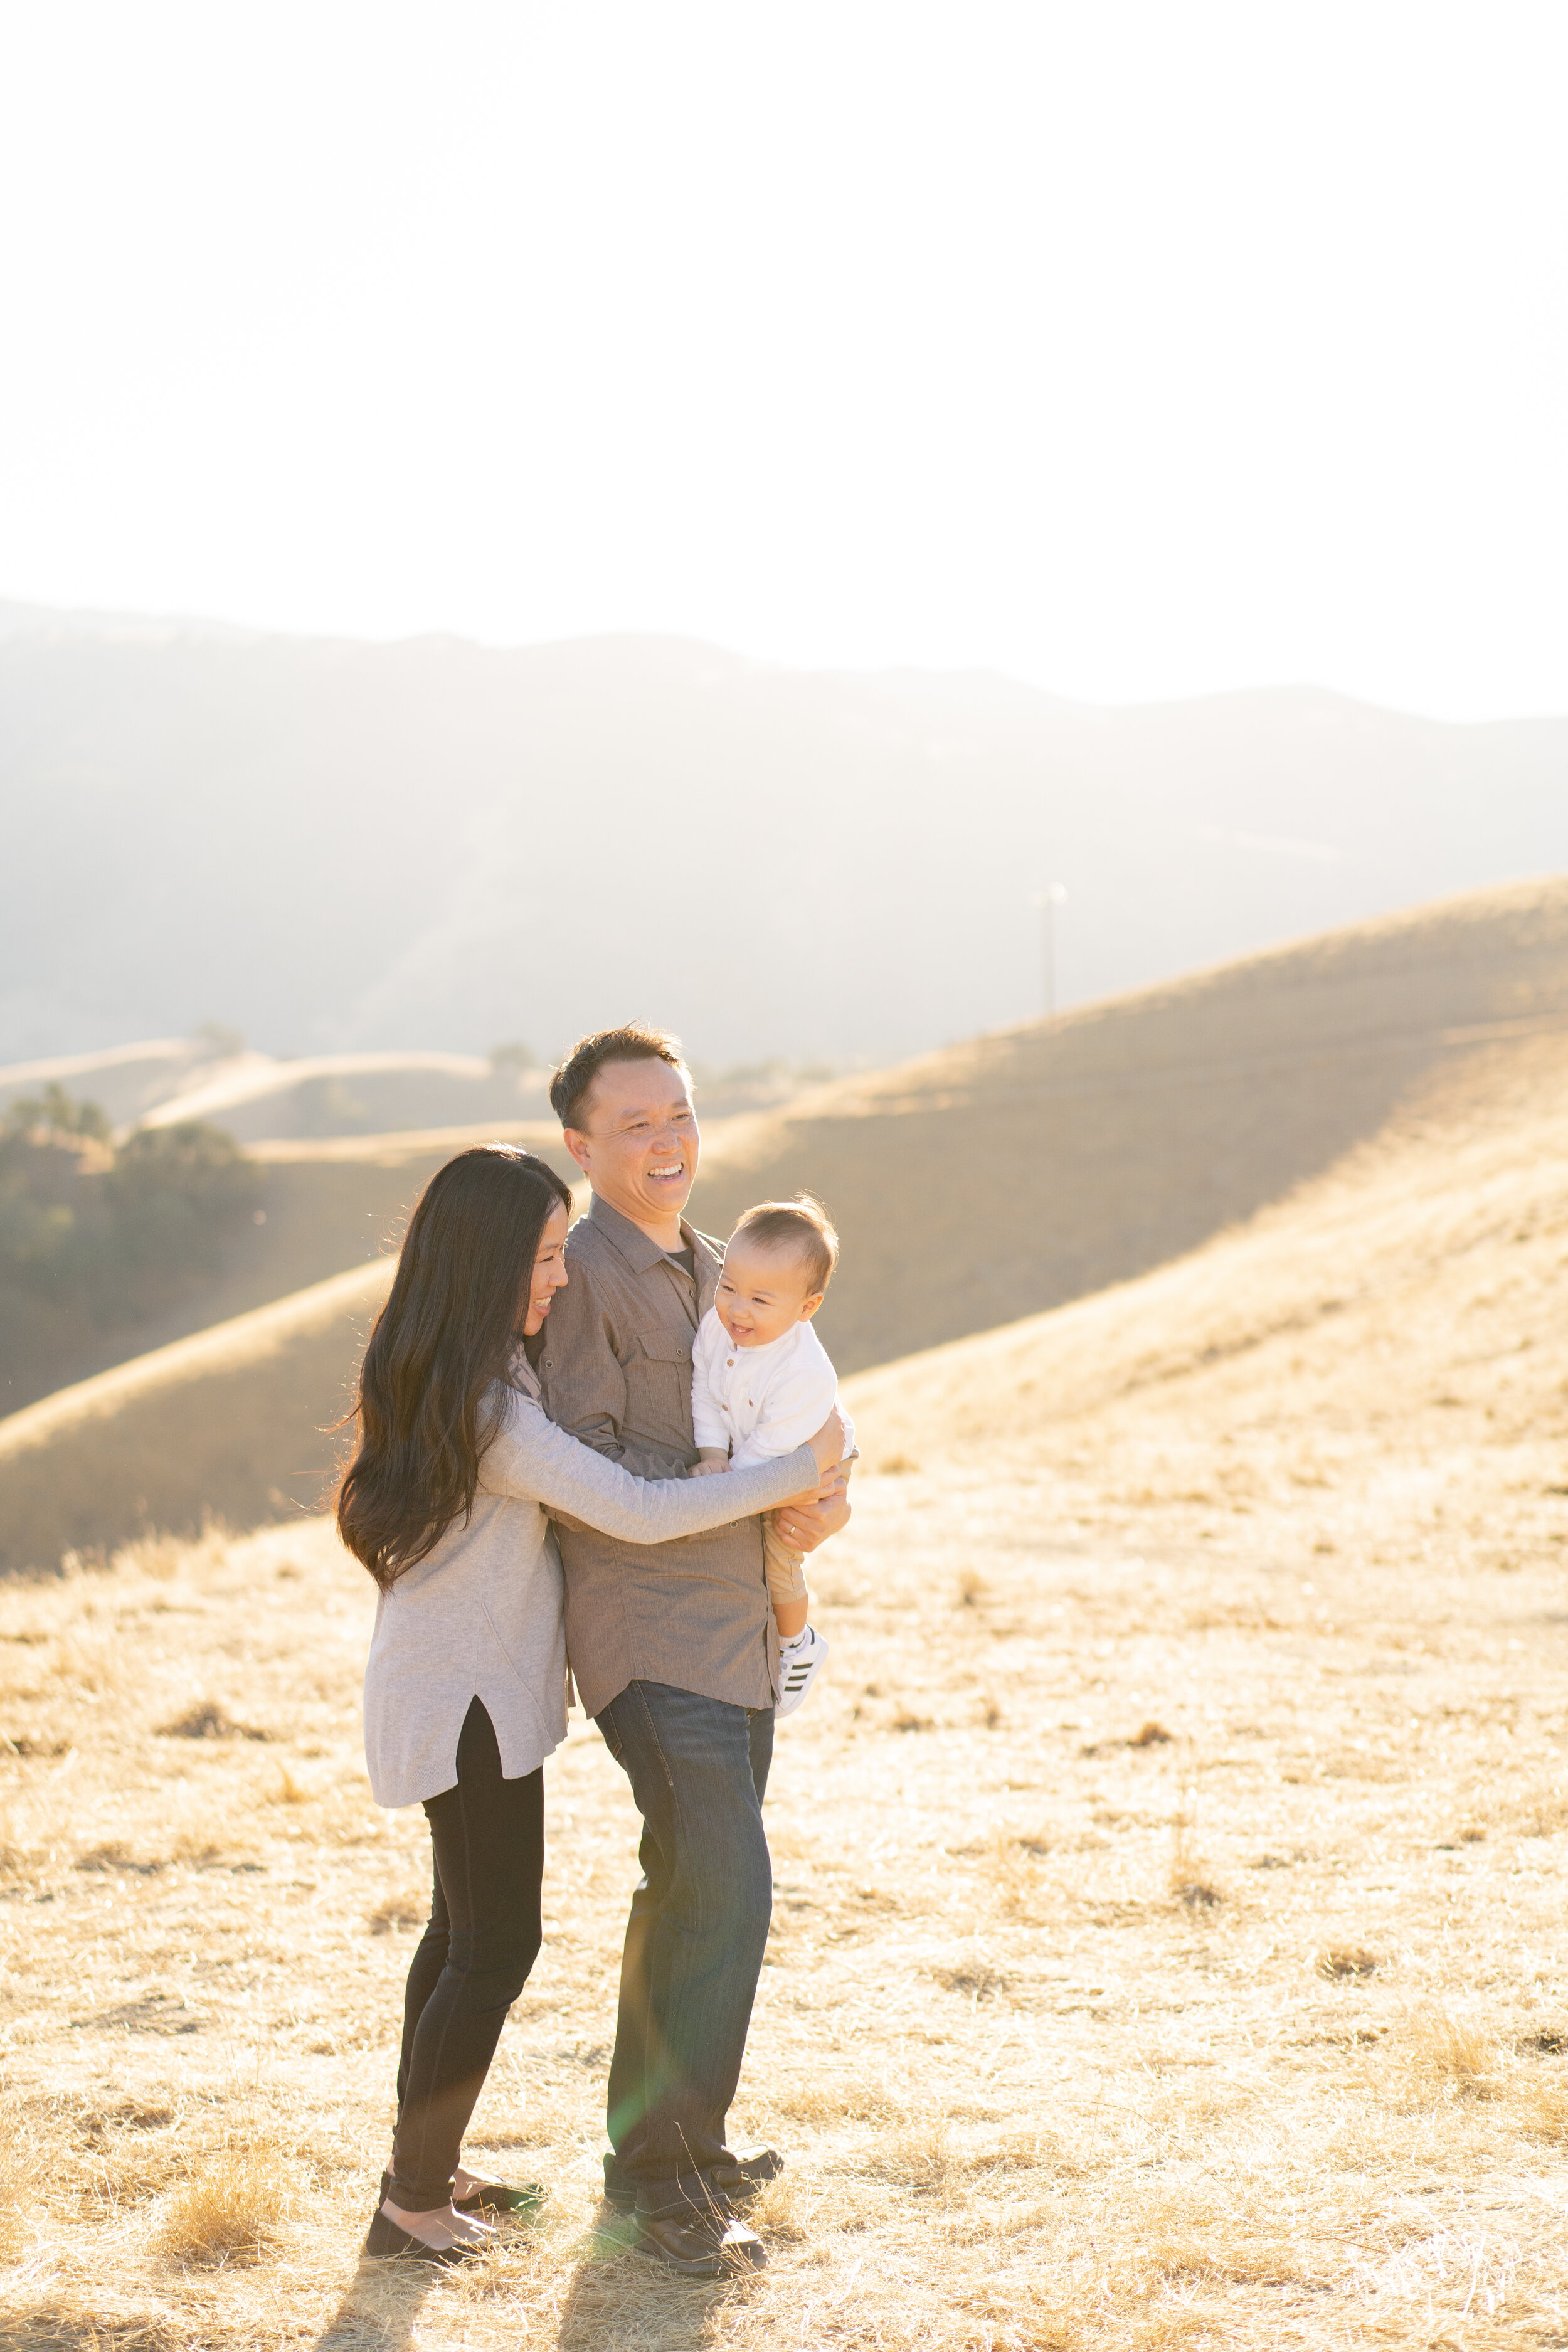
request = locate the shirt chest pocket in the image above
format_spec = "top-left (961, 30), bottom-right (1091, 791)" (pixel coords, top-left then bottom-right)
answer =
top-left (623, 1325), bottom-right (694, 1438)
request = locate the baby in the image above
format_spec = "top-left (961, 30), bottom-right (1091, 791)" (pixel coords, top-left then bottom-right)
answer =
top-left (690, 1195), bottom-right (854, 1718)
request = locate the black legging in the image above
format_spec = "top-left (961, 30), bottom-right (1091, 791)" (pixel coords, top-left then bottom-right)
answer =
top-left (387, 1698), bottom-right (544, 2212)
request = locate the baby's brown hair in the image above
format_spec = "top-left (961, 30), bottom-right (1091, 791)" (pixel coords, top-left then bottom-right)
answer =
top-left (729, 1194), bottom-right (839, 1296)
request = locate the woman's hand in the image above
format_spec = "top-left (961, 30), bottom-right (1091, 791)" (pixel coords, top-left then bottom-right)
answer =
top-left (808, 1404), bottom-right (849, 1476)
top-left (772, 1409), bottom-right (855, 1550)
top-left (771, 1474), bottom-right (852, 1552)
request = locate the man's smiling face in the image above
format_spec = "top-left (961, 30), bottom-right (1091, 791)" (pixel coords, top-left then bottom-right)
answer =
top-left (563, 1054), bottom-right (701, 1239)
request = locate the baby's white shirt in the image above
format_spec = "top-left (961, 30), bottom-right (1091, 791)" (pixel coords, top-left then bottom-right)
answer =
top-left (691, 1310), bottom-right (855, 1468)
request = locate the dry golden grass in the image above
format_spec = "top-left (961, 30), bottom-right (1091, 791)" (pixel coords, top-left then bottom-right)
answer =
top-left (150, 2141), bottom-right (298, 2266)
top-left (4, 990), bottom-right (1568, 2342)
top-left (0, 1261), bottom-right (394, 1571)
top-left (2, 1094), bottom-right (1568, 2346)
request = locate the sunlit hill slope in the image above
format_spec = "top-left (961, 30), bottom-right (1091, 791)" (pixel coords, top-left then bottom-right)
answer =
top-left (695, 872), bottom-right (1568, 1372)
top-left (1, 874), bottom-right (1566, 1570)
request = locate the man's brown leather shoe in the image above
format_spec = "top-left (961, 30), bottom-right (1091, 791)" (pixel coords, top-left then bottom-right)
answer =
top-left (712, 2145), bottom-right (784, 2199)
top-left (603, 2145), bottom-right (783, 2214)
top-left (632, 2205), bottom-right (767, 2279)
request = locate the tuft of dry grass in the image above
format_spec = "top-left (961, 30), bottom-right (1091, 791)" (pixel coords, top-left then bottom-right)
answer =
top-left (1401, 2003), bottom-right (1507, 2101)
top-left (741, 2176), bottom-right (804, 2242)
top-left (1316, 1944), bottom-right (1380, 1980)
top-left (367, 1893), bottom-right (427, 1935)
top-left (867, 2121), bottom-right (956, 2198)
top-left (151, 2146), bottom-right (297, 2267)
top-left (769, 2079), bottom-right (905, 2125)
top-left (156, 1700), bottom-right (266, 1742)
top-left (930, 1957), bottom-right (1009, 2000)
top-left (1167, 1798), bottom-right (1223, 1910)
top-left (109, 1532), bottom-right (188, 1582)
top-left (0, 2102), bottom-right (34, 2262)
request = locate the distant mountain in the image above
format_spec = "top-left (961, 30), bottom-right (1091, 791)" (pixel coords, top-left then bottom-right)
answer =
top-left (2, 598), bottom-right (1565, 1067)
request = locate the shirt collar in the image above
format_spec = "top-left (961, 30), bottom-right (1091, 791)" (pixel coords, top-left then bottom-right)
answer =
top-left (586, 1189), bottom-right (704, 1277)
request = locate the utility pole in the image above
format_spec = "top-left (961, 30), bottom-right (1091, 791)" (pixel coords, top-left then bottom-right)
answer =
top-left (1032, 884), bottom-right (1067, 1018)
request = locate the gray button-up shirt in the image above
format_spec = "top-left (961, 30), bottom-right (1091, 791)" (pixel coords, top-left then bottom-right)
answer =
top-left (536, 1192), bottom-right (786, 1716)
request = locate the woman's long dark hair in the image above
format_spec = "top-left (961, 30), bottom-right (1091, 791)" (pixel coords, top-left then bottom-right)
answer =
top-left (337, 1145), bottom-right (573, 1589)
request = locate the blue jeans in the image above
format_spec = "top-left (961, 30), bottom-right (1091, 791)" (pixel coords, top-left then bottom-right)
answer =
top-left (595, 1680), bottom-right (774, 2215)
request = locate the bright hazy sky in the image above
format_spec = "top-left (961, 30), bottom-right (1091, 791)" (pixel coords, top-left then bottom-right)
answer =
top-left (2, 2), bottom-right (1565, 718)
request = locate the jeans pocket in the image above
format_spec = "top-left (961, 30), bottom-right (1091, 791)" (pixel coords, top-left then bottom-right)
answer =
top-left (597, 1710), bottom-right (625, 1763)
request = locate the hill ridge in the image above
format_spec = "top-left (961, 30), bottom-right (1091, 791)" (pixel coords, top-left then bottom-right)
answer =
top-left (5, 872), bottom-right (1568, 1567)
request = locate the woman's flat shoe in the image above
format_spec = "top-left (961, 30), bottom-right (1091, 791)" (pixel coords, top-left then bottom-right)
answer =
top-left (363, 2207), bottom-right (486, 2265)
top-left (454, 2178), bottom-right (544, 2215)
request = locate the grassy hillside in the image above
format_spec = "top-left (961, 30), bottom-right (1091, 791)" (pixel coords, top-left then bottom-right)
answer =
top-left (0, 1041), bottom-right (555, 1144)
top-left (4, 877), bottom-right (1567, 1564)
top-left (693, 871), bottom-right (1568, 1371)
top-left (0, 1264), bottom-right (392, 1569)
top-left (135, 1052), bottom-right (550, 1143)
top-left (0, 1121), bottom-right (575, 1417)
top-left (4, 993), bottom-right (1568, 2344)
top-left (9, 871), bottom-right (1568, 1422)
top-left (847, 1015), bottom-right (1568, 1480)
top-left (0, 1098), bottom-right (265, 1420)
top-left (0, 1039), bottom-right (204, 1125)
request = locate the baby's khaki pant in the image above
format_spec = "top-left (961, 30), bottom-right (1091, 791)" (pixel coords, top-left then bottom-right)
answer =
top-left (761, 1520), bottom-right (808, 1610)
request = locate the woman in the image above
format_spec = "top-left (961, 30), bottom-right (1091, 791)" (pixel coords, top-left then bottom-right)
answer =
top-left (337, 1145), bottom-right (843, 2264)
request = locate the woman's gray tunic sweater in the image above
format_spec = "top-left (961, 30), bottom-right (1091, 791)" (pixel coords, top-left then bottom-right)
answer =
top-left (361, 1359), bottom-right (818, 1807)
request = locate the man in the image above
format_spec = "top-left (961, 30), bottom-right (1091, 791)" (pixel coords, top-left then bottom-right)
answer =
top-left (534, 1024), bottom-right (849, 2278)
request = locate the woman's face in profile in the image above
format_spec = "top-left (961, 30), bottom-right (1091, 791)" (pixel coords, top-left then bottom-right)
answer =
top-left (519, 1204), bottom-right (570, 1335)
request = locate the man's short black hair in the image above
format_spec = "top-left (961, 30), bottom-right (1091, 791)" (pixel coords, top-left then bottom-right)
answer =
top-left (549, 1024), bottom-right (690, 1133)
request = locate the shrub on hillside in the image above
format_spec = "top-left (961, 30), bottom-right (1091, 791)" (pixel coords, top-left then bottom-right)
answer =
top-left (104, 1122), bottom-right (262, 1293)
top-left (0, 1090), bottom-right (260, 1330)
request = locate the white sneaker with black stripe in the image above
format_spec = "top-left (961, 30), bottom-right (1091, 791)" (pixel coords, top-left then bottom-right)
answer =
top-left (774, 1625), bottom-right (828, 1720)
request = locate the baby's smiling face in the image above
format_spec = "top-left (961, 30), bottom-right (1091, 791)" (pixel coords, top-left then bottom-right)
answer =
top-left (714, 1240), bottom-right (824, 1349)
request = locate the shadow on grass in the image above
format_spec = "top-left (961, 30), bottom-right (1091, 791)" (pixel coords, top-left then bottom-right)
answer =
top-left (0, 2316), bottom-right (126, 2352)
top-left (555, 2217), bottom-right (758, 2352)
top-left (312, 2254), bottom-right (438, 2350)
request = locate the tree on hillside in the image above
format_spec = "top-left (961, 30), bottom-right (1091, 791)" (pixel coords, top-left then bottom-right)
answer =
top-left (0, 1094), bottom-right (261, 1336)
